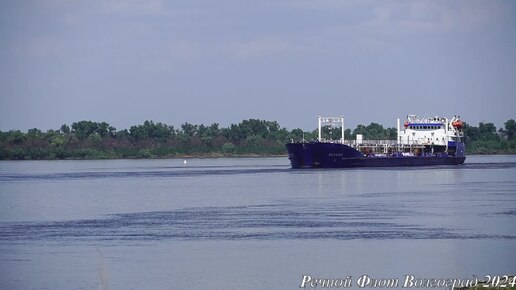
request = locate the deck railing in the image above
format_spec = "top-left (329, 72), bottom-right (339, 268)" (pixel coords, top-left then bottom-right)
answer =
top-left (316, 139), bottom-right (447, 146)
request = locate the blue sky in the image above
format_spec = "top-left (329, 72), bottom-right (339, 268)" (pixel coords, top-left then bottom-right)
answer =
top-left (1, 0), bottom-right (515, 131)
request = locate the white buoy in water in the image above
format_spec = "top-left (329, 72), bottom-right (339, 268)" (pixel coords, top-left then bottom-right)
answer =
top-left (183, 159), bottom-right (187, 165)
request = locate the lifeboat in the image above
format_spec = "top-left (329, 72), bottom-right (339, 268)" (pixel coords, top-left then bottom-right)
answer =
top-left (452, 120), bottom-right (464, 130)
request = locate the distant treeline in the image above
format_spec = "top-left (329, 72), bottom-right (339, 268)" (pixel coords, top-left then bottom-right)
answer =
top-left (463, 120), bottom-right (516, 154)
top-left (0, 119), bottom-right (514, 159)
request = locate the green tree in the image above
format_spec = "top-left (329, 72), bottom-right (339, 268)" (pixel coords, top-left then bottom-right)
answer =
top-left (463, 122), bottom-right (479, 143)
top-left (181, 122), bottom-right (198, 138)
top-left (130, 121), bottom-right (173, 141)
top-left (27, 128), bottom-right (43, 138)
top-left (245, 135), bottom-right (263, 148)
top-left (60, 124), bottom-right (71, 135)
top-left (222, 142), bottom-right (235, 153)
top-left (501, 119), bottom-right (516, 141)
top-left (7, 130), bottom-right (26, 145)
top-left (72, 121), bottom-right (98, 140)
top-left (45, 129), bottom-right (65, 147)
top-left (478, 122), bottom-right (499, 141)
top-left (96, 122), bottom-right (110, 138)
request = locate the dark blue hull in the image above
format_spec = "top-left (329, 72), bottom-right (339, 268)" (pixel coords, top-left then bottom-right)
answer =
top-left (286, 142), bottom-right (466, 168)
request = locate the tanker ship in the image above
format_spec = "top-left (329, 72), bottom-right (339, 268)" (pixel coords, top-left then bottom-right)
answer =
top-left (286, 115), bottom-right (466, 168)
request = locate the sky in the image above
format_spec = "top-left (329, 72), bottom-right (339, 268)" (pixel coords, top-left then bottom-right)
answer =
top-left (1, 0), bottom-right (515, 132)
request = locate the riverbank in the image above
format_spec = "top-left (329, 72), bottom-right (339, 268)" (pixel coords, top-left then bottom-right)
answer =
top-left (0, 152), bottom-right (289, 161)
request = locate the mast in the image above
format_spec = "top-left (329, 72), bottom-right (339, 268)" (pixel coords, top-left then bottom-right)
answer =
top-left (445, 117), bottom-right (448, 152)
top-left (397, 118), bottom-right (401, 152)
top-left (318, 116), bottom-right (322, 142)
top-left (318, 116), bottom-right (344, 143)
top-left (397, 118), bottom-right (400, 145)
top-left (341, 117), bottom-right (345, 143)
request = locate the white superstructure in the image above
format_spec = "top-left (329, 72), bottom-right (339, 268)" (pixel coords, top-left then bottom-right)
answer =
top-left (397, 115), bottom-right (464, 146)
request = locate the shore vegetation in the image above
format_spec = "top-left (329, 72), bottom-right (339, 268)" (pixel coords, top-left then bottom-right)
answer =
top-left (0, 119), bottom-right (514, 160)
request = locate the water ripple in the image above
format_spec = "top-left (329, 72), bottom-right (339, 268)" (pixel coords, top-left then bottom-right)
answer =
top-left (0, 167), bottom-right (290, 181)
top-left (1, 203), bottom-right (513, 242)
top-left (1, 162), bottom-right (515, 182)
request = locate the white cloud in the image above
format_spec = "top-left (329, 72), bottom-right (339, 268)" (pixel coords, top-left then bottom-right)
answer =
top-left (285, 0), bottom-right (509, 31)
top-left (300, 0), bottom-right (514, 53)
top-left (363, 1), bottom-right (509, 35)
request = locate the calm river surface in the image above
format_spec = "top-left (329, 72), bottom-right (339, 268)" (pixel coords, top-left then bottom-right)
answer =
top-left (0, 156), bottom-right (515, 290)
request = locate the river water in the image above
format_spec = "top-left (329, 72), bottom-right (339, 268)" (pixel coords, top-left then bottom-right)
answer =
top-left (0, 156), bottom-right (515, 290)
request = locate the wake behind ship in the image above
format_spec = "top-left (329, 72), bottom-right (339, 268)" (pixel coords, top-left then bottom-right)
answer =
top-left (286, 115), bottom-right (466, 168)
